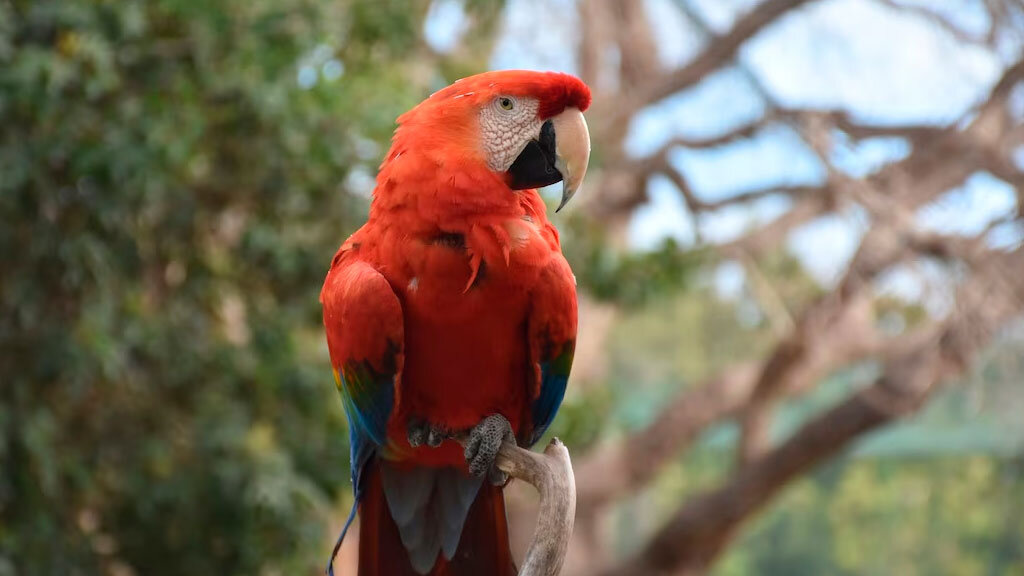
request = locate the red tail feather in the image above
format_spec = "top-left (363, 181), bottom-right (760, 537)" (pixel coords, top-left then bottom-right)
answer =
top-left (358, 461), bottom-right (517, 576)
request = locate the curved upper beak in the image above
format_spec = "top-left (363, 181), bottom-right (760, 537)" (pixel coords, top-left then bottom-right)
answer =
top-left (505, 107), bottom-right (591, 212)
top-left (550, 107), bottom-right (590, 212)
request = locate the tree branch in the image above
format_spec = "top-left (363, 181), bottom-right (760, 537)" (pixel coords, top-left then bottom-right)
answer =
top-left (493, 438), bottom-right (577, 576)
top-left (715, 194), bottom-right (833, 256)
top-left (591, 0), bottom-right (822, 144)
top-left (599, 244), bottom-right (1024, 576)
top-left (874, 0), bottom-right (993, 46)
top-left (599, 336), bottom-right (944, 576)
top-left (778, 108), bottom-right (947, 142)
top-left (574, 363), bottom-right (762, 513)
top-left (647, 150), bottom-right (823, 214)
top-left (634, 0), bottom-right (820, 108)
top-left (567, 0), bottom-right (1024, 570)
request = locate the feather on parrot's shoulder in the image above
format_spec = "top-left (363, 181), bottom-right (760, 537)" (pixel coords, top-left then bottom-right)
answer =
top-left (320, 236), bottom-right (404, 390)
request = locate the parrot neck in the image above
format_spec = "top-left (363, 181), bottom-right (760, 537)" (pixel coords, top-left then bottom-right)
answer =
top-left (365, 152), bottom-right (556, 281)
top-left (370, 148), bottom-right (527, 227)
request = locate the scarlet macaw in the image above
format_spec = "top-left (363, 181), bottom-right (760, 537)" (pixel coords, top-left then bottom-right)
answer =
top-left (321, 70), bottom-right (590, 576)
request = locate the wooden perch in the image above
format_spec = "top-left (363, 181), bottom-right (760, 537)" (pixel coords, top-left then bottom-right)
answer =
top-left (494, 438), bottom-right (576, 576)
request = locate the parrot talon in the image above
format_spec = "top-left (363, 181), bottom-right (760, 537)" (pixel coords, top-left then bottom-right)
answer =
top-left (427, 426), bottom-right (446, 447)
top-left (407, 419), bottom-right (428, 447)
top-left (464, 414), bottom-right (514, 486)
top-left (407, 419), bottom-right (449, 448)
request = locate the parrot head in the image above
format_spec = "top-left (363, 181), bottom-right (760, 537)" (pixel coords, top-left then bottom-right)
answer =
top-left (389, 70), bottom-right (592, 212)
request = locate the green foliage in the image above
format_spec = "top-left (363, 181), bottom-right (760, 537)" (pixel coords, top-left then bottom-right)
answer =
top-left (561, 215), bottom-right (704, 308)
top-left (716, 456), bottom-right (1024, 576)
top-left (544, 384), bottom-right (614, 452)
top-left (590, 252), bottom-right (1024, 574)
top-left (0, 0), bottom-right (496, 573)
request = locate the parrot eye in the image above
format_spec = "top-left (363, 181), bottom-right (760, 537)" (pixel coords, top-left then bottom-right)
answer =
top-left (497, 97), bottom-right (515, 111)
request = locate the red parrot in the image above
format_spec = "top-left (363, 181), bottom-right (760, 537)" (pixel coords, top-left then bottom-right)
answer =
top-left (320, 70), bottom-right (590, 576)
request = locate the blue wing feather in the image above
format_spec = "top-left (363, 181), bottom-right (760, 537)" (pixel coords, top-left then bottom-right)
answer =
top-left (528, 345), bottom-right (574, 446)
top-left (321, 252), bottom-right (403, 576)
top-left (327, 363), bottom-right (397, 576)
top-left (523, 256), bottom-right (577, 448)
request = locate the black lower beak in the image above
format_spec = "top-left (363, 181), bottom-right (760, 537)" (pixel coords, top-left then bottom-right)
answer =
top-left (507, 120), bottom-right (562, 190)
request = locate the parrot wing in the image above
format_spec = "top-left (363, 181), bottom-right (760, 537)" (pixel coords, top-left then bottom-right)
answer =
top-left (522, 255), bottom-right (578, 447)
top-left (320, 247), bottom-right (404, 575)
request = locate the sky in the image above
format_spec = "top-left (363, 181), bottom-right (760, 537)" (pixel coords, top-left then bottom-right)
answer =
top-left (423, 0), bottom-right (1022, 303)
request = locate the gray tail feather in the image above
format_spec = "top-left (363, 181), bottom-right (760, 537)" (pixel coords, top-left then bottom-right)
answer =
top-left (379, 462), bottom-right (484, 574)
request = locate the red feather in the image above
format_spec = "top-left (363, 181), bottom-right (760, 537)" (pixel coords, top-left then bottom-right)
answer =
top-left (322, 70), bottom-right (584, 574)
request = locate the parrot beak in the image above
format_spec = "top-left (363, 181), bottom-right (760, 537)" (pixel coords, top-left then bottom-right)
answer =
top-left (550, 107), bottom-right (590, 212)
top-left (506, 107), bottom-right (591, 212)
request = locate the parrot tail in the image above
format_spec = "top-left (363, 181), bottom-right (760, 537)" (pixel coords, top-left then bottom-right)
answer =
top-left (356, 459), bottom-right (517, 576)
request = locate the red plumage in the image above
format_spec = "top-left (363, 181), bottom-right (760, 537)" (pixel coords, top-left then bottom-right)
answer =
top-left (322, 70), bottom-right (587, 575)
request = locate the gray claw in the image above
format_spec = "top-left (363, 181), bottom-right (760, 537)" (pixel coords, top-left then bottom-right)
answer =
top-left (427, 426), bottom-right (445, 447)
top-left (407, 419), bottom-right (428, 447)
top-left (408, 419), bottom-right (448, 448)
top-left (464, 414), bottom-right (514, 485)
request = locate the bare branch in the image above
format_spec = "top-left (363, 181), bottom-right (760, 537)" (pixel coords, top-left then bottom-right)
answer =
top-left (494, 439), bottom-right (577, 576)
top-left (875, 0), bottom-right (993, 46)
top-left (645, 121), bottom-right (773, 155)
top-left (577, 0), bottom-right (613, 90)
top-left (574, 363), bottom-right (762, 513)
top-left (778, 108), bottom-right (947, 142)
top-left (567, 0), bottom-right (1024, 571)
top-left (736, 406), bottom-right (775, 466)
top-left (715, 194), bottom-right (834, 256)
top-left (595, 98), bottom-right (953, 226)
top-left (573, 242), bottom-right (891, 517)
top-left (598, 242), bottom-right (1024, 576)
top-left (633, 0), bottom-right (821, 108)
top-left (576, 61), bottom-right (1023, 507)
top-left (646, 108), bottom-right (944, 161)
top-left (705, 184), bottom-right (822, 212)
top-left (613, 0), bottom-right (662, 87)
top-left (647, 151), bottom-right (823, 213)
top-left (599, 331), bottom-right (946, 576)
top-left (591, 0), bottom-right (822, 143)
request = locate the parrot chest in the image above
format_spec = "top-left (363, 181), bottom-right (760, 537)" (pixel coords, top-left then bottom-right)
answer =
top-left (380, 226), bottom-right (551, 467)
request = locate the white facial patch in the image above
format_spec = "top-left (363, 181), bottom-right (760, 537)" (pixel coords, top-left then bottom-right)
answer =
top-left (479, 96), bottom-right (542, 172)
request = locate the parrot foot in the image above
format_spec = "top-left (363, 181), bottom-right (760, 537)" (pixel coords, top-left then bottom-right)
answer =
top-left (407, 418), bottom-right (449, 448)
top-left (464, 414), bottom-right (514, 486)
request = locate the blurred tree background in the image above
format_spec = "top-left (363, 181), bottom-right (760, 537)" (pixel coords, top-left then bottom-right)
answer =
top-left (2, 0), bottom-right (1023, 575)
top-left (0, 1), bottom-right (499, 573)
